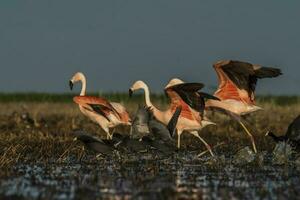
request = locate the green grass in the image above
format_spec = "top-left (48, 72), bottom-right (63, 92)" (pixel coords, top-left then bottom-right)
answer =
top-left (0, 93), bottom-right (299, 106)
top-left (0, 93), bottom-right (168, 105)
top-left (257, 95), bottom-right (300, 106)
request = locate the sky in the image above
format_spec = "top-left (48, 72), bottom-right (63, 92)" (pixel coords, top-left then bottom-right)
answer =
top-left (0, 1), bottom-right (299, 94)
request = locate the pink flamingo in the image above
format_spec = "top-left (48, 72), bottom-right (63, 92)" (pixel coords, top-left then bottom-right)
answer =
top-left (129, 79), bottom-right (217, 155)
top-left (205, 60), bottom-right (282, 153)
top-left (69, 72), bottom-right (131, 139)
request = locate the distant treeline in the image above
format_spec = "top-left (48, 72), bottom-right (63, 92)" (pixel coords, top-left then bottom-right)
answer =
top-left (0, 93), bottom-right (299, 106)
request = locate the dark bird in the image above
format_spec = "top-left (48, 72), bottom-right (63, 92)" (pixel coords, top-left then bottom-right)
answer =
top-left (118, 107), bottom-right (181, 154)
top-left (74, 106), bottom-right (188, 156)
top-left (205, 60), bottom-right (282, 153)
top-left (130, 105), bottom-right (150, 139)
top-left (74, 133), bottom-right (115, 156)
top-left (142, 106), bottom-right (183, 154)
top-left (74, 130), bottom-right (147, 154)
top-left (148, 106), bottom-right (182, 144)
top-left (266, 115), bottom-right (300, 148)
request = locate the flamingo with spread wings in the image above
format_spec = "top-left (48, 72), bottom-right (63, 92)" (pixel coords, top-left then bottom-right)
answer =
top-left (205, 60), bottom-right (282, 153)
top-left (129, 79), bottom-right (218, 155)
top-left (69, 72), bottom-right (131, 139)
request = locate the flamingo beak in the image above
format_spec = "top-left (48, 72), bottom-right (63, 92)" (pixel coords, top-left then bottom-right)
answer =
top-left (129, 88), bottom-right (133, 97)
top-left (69, 81), bottom-right (74, 90)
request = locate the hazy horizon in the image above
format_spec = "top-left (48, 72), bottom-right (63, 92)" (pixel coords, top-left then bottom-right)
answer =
top-left (0, 1), bottom-right (299, 95)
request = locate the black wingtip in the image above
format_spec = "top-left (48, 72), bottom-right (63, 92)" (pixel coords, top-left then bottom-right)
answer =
top-left (198, 92), bottom-right (220, 101)
top-left (167, 106), bottom-right (182, 137)
top-left (87, 104), bottom-right (111, 122)
top-left (256, 67), bottom-right (283, 78)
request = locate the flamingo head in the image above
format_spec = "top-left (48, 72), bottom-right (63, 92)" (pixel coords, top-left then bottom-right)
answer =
top-left (129, 80), bottom-right (147, 97)
top-left (165, 78), bottom-right (184, 89)
top-left (69, 72), bottom-right (85, 90)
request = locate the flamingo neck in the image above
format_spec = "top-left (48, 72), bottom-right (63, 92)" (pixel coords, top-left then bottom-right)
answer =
top-left (141, 85), bottom-right (165, 123)
top-left (80, 76), bottom-right (87, 96)
top-left (142, 84), bottom-right (153, 108)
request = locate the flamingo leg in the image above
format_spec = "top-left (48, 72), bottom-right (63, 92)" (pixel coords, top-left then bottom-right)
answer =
top-left (129, 126), bottom-right (133, 137)
top-left (190, 131), bottom-right (214, 156)
top-left (177, 131), bottom-right (182, 149)
top-left (238, 121), bottom-right (257, 153)
top-left (106, 133), bottom-right (112, 140)
top-left (225, 110), bottom-right (258, 153)
top-left (102, 126), bottom-right (113, 140)
top-left (110, 128), bottom-right (115, 139)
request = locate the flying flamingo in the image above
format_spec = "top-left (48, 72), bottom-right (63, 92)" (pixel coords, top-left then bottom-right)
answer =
top-left (69, 72), bottom-right (131, 139)
top-left (129, 79), bottom-right (218, 155)
top-left (205, 60), bottom-right (282, 153)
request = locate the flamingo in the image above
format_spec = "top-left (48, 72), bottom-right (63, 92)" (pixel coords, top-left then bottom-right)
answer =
top-left (205, 60), bottom-right (282, 153)
top-left (69, 72), bottom-right (131, 139)
top-left (129, 79), bottom-right (218, 155)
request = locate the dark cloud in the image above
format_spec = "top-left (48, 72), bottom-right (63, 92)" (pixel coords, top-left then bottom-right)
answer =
top-left (0, 1), bottom-right (299, 94)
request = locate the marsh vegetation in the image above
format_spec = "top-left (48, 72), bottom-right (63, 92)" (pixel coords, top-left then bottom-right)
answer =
top-left (0, 94), bottom-right (300, 199)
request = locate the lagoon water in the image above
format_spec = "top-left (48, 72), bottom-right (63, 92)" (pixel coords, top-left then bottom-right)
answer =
top-left (1, 153), bottom-right (299, 200)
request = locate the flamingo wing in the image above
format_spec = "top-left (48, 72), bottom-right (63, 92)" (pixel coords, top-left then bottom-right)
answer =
top-left (166, 83), bottom-right (204, 112)
top-left (73, 96), bottom-right (121, 121)
top-left (165, 89), bottom-right (195, 120)
top-left (167, 82), bottom-right (204, 92)
top-left (167, 106), bottom-right (182, 137)
top-left (166, 83), bottom-right (218, 115)
top-left (165, 83), bottom-right (208, 121)
top-left (213, 60), bottom-right (282, 102)
top-left (110, 102), bottom-right (131, 123)
top-left (87, 104), bottom-right (112, 121)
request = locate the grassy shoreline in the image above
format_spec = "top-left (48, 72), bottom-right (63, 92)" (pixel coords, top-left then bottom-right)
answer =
top-left (0, 94), bottom-right (299, 176)
top-left (0, 93), bottom-right (299, 106)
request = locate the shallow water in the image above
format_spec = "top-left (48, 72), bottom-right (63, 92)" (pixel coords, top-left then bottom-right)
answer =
top-left (1, 153), bottom-right (300, 200)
